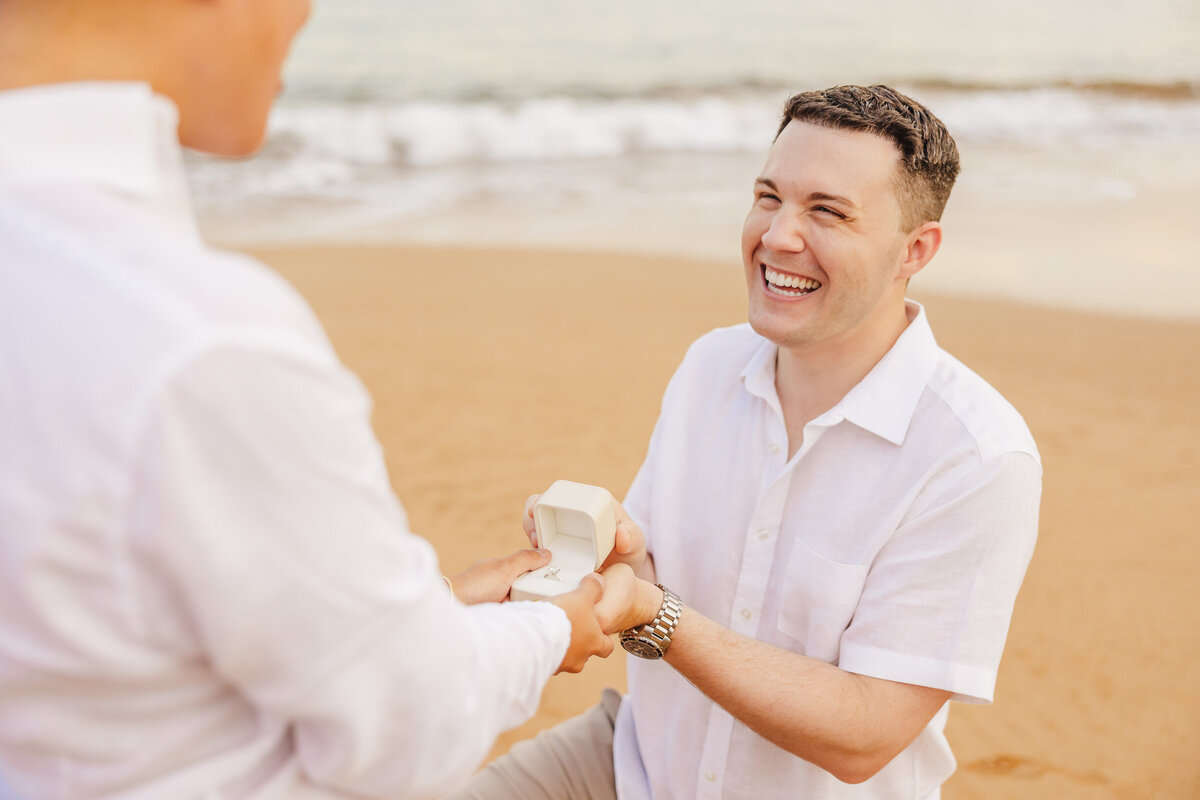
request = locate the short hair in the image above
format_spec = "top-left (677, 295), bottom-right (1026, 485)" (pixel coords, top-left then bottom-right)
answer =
top-left (776, 85), bottom-right (960, 231)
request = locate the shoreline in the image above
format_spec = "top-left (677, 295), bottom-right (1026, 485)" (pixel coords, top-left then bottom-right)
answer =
top-left (198, 131), bottom-right (1200, 323)
top-left (254, 243), bottom-right (1200, 799)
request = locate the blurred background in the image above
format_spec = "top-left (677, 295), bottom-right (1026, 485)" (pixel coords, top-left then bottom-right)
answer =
top-left (189, 0), bottom-right (1200, 319)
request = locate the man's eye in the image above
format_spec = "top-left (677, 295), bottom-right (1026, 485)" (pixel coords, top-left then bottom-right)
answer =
top-left (815, 205), bottom-right (845, 218)
top-left (756, 193), bottom-right (780, 204)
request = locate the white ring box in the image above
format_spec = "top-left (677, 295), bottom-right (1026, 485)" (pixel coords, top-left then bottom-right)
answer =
top-left (509, 480), bottom-right (616, 602)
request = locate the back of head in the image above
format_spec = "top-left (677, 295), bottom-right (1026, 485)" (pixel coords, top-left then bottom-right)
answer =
top-left (777, 85), bottom-right (960, 231)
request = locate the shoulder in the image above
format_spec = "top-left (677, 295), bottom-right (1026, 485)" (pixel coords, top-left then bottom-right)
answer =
top-left (157, 246), bottom-right (327, 347)
top-left (922, 349), bottom-right (1041, 467)
top-left (1, 191), bottom-right (322, 347)
top-left (0, 194), bottom-right (343, 450)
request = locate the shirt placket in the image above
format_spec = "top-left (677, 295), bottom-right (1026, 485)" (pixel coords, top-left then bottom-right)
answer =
top-left (693, 413), bottom-right (837, 798)
top-left (693, 414), bottom-right (799, 799)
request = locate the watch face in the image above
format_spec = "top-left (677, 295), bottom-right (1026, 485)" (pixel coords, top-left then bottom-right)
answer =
top-left (621, 634), bottom-right (664, 660)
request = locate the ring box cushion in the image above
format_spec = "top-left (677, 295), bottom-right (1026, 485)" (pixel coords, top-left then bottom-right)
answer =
top-left (510, 480), bottom-right (616, 601)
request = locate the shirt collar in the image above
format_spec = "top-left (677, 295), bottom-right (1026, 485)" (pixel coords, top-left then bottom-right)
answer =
top-left (0, 81), bottom-right (196, 234)
top-left (739, 301), bottom-right (941, 446)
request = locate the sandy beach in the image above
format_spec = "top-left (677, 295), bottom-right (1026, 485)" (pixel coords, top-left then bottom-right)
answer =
top-left (255, 243), bottom-right (1200, 800)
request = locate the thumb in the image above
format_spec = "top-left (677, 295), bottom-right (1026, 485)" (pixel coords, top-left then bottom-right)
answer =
top-left (615, 523), bottom-right (633, 554)
top-left (505, 547), bottom-right (551, 574)
top-left (577, 572), bottom-right (606, 604)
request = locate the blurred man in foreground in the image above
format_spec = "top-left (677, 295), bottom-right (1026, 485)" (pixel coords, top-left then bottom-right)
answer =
top-left (0, 2), bottom-right (641, 797)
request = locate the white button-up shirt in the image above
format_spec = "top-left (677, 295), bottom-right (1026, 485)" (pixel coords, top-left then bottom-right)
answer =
top-left (0, 82), bottom-right (569, 800)
top-left (613, 309), bottom-right (1041, 799)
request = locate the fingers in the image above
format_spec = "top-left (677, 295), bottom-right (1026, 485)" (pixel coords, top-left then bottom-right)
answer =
top-left (596, 565), bottom-right (662, 635)
top-left (522, 494), bottom-right (541, 545)
top-left (593, 563), bottom-right (636, 634)
top-left (523, 495), bottom-right (540, 519)
top-left (502, 546), bottom-right (551, 576)
top-left (576, 571), bottom-right (606, 604)
top-left (615, 522), bottom-right (634, 554)
top-left (602, 516), bottom-right (649, 578)
top-left (552, 573), bottom-right (614, 673)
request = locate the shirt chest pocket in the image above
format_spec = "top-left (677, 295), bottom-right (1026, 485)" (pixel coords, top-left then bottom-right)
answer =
top-left (776, 541), bottom-right (869, 664)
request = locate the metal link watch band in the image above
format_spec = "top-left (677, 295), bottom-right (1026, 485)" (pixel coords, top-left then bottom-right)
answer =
top-left (620, 584), bottom-right (682, 659)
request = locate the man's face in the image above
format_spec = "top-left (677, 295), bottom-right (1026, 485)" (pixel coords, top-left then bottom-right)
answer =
top-left (179, 0), bottom-right (312, 156)
top-left (741, 121), bottom-right (914, 354)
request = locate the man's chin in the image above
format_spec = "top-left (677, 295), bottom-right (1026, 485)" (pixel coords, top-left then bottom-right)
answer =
top-left (179, 111), bottom-right (270, 159)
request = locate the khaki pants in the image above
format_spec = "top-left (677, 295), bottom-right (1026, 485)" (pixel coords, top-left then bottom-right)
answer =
top-left (443, 688), bottom-right (621, 800)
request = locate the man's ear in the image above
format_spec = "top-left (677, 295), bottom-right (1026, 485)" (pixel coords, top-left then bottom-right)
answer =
top-left (898, 221), bottom-right (943, 280)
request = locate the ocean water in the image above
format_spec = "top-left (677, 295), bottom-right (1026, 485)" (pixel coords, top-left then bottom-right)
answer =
top-left (187, 0), bottom-right (1200, 318)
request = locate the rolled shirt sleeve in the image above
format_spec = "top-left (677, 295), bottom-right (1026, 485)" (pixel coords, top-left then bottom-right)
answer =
top-left (127, 330), bottom-right (568, 799)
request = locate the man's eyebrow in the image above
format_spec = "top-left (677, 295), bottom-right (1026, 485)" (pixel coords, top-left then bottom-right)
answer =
top-left (753, 179), bottom-right (857, 209)
top-left (807, 191), bottom-right (857, 209)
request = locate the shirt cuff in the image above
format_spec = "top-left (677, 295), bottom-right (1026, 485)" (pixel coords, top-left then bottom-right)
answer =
top-left (837, 642), bottom-right (996, 704)
top-left (503, 599), bottom-right (571, 677)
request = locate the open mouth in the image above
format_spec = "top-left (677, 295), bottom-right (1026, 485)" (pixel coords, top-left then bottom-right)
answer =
top-left (762, 265), bottom-right (822, 297)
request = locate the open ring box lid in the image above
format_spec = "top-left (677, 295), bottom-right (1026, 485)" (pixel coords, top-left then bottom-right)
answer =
top-left (509, 480), bottom-right (616, 602)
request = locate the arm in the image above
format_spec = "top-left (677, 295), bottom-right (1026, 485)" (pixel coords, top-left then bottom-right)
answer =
top-left (587, 564), bottom-right (947, 784)
top-left (663, 605), bottom-right (950, 784)
top-left (131, 337), bottom-right (611, 797)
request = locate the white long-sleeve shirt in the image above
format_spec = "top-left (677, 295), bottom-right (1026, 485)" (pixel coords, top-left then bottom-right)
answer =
top-left (0, 81), bottom-right (570, 800)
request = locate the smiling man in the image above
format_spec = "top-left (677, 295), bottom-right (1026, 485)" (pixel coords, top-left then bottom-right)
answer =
top-left (451, 85), bottom-right (1042, 800)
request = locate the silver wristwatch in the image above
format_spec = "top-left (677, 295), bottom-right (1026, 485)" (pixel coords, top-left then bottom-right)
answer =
top-left (620, 584), bottom-right (682, 660)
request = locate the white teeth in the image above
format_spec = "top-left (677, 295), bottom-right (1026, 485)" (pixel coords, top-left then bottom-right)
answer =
top-left (764, 267), bottom-right (821, 294)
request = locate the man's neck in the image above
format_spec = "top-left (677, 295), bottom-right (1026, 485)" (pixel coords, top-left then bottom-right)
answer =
top-left (774, 302), bottom-right (914, 458)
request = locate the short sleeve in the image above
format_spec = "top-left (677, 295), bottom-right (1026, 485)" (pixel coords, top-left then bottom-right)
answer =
top-left (837, 451), bottom-right (1042, 703)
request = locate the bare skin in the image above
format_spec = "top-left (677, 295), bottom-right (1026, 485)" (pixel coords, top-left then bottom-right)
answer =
top-left (449, 548), bottom-right (616, 674)
top-left (448, 547), bottom-right (557, 605)
top-left (521, 498), bottom-right (664, 634)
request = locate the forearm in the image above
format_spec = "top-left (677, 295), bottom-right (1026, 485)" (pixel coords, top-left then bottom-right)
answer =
top-left (663, 605), bottom-right (948, 784)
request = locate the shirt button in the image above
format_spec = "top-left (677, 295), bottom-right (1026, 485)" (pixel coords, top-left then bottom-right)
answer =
top-left (756, 528), bottom-right (769, 540)
top-left (704, 771), bottom-right (717, 782)
top-left (768, 442), bottom-right (780, 454)
top-left (740, 609), bottom-right (752, 621)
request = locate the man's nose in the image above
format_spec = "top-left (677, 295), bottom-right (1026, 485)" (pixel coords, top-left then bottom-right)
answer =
top-left (760, 211), bottom-right (806, 253)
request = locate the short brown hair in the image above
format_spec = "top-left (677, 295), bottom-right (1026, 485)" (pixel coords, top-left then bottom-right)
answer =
top-left (777, 85), bottom-right (960, 231)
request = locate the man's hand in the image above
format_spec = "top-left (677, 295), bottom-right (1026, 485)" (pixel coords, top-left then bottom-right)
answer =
top-left (522, 495), bottom-right (655, 580)
top-left (547, 573), bottom-right (614, 673)
top-left (448, 547), bottom-right (551, 605)
top-left (593, 563), bottom-right (664, 635)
